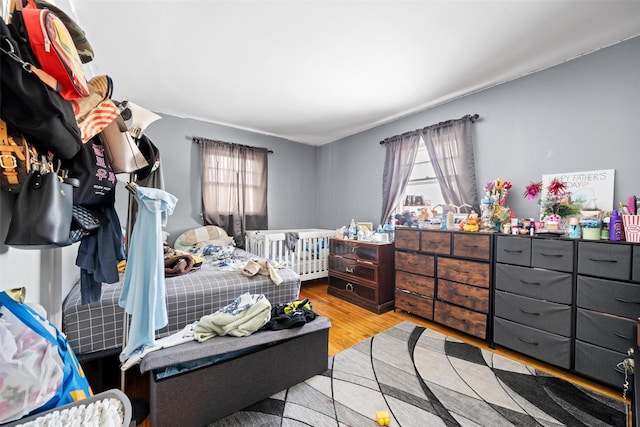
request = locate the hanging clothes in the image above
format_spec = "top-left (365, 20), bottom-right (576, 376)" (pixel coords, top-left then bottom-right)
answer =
top-left (119, 186), bottom-right (177, 363)
top-left (76, 205), bottom-right (126, 304)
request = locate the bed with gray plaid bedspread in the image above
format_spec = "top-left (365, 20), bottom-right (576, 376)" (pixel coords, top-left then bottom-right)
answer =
top-left (62, 248), bottom-right (301, 357)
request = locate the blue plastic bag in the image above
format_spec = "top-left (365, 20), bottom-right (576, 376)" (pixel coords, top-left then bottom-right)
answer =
top-left (0, 290), bottom-right (92, 423)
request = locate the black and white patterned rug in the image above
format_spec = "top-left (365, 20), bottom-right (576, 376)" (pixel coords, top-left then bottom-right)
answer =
top-left (210, 321), bottom-right (628, 426)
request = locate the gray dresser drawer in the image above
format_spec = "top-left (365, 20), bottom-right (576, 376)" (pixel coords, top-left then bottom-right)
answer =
top-left (576, 308), bottom-right (636, 354)
top-left (496, 236), bottom-right (530, 266)
top-left (494, 317), bottom-right (571, 368)
top-left (495, 264), bottom-right (572, 304)
top-left (494, 291), bottom-right (571, 337)
top-left (531, 239), bottom-right (574, 272)
top-left (574, 340), bottom-right (627, 389)
top-left (578, 241), bottom-right (631, 281)
top-left (577, 276), bottom-right (640, 319)
top-left (633, 246), bottom-right (640, 282)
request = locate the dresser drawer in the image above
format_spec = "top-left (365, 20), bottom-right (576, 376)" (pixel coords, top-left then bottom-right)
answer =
top-left (453, 233), bottom-right (491, 260)
top-left (437, 257), bottom-right (489, 288)
top-left (329, 239), bottom-right (380, 263)
top-left (494, 290), bottom-right (571, 336)
top-left (495, 263), bottom-right (572, 304)
top-left (576, 308), bottom-right (636, 353)
top-left (577, 276), bottom-right (640, 319)
top-left (328, 275), bottom-right (376, 300)
top-left (574, 340), bottom-right (626, 389)
top-left (633, 246), bottom-right (640, 282)
top-left (434, 300), bottom-right (486, 339)
top-left (395, 290), bottom-right (433, 320)
top-left (578, 241), bottom-right (631, 281)
top-left (494, 317), bottom-right (571, 369)
top-left (394, 228), bottom-right (420, 251)
top-left (531, 239), bottom-right (574, 272)
top-left (396, 270), bottom-right (434, 297)
top-left (437, 280), bottom-right (489, 313)
top-left (496, 235), bottom-right (531, 266)
top-left (421, 230), bottom-right (451, 254)
top-left (329, 256), bottom-right (377, 282)
top-left (395, 251), bottom-right (434, 276)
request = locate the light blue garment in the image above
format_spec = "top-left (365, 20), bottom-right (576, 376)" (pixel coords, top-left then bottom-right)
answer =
top-left (119, 186), bottom-right (178, 362)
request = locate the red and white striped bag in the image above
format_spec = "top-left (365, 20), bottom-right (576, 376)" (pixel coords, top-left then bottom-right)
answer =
top-left (78, 99), bottom-right (120, 143)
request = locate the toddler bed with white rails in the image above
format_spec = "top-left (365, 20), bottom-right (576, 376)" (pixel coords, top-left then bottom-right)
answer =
top-left (245, 229), bottom-right (337, 281)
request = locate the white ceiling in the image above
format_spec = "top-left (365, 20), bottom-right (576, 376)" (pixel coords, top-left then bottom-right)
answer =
top-left (65, 0), bottom-right (640, 146)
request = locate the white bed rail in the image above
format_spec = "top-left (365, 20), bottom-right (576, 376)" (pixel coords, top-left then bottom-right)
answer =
top-left (246, 229), bottom-right (337, 281)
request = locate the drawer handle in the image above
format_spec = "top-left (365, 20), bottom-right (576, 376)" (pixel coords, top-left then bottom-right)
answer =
top-left (588, 257), bottom-right (617, 263)
top-left (518, 308), bottom-right (540, 316)
top-left (454, 293), bottom-right (469, 299)
top-left (614, 297), bottom-right (640, 304)
top-left (614, 332), bottom-right (632, 340)
top-left (346, 283), bottom-right (354, 291)
top-left (518, 337), bottom-right (539, 346)
top-left (463, 244), bottom-right (478, 248)
top-left (504, 249), bottom-right (523, 253)
top-left (519, 279), bottom-right (541, 286)
top-left (345, 267), bottom-right (354, 273)
top-left (540, 253), bottom-right (562, 258)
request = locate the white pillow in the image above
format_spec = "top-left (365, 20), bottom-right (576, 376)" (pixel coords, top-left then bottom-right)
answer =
top-left (174, 226), bottom-right (233, 251)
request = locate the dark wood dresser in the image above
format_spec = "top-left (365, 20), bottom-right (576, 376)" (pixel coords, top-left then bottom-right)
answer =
top-left (394, 227), bottom-right (493, 340)
top-left (328, 238), bottom-right (395, 314)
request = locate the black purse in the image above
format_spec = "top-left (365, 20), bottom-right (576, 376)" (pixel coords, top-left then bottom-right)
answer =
top-left (68, 205), bottom-right (105, 243)
top-left (0, 16), bottom-right (82, 160)
top-left (4, 162), bottom-right (74, 249)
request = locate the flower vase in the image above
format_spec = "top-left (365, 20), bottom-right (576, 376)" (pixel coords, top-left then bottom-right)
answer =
top-left (480, 199), bottom-right (495, 231)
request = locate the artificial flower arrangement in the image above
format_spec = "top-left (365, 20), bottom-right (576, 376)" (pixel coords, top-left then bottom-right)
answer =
top-left (483, 178), bottom-right (515, 223)
top-left (523, 178), bottom-right (583, 221)
top-left (484, 178), bottom-right (511, 205)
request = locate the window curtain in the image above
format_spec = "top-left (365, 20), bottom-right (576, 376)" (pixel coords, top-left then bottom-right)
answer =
top-left (197, 138), bottom-right (268, 248)
top-left (380, 132), bottom-right (421, 225)
top-left (421, 114), bottom-right (479, 212)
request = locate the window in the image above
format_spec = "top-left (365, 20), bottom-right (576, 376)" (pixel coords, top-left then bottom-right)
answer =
top-left (202, 151), bottom-right (265, 214)
top-left (397, 140), bottom-right (444, 217)
top-left (198, 138), bottom-right (268, 247)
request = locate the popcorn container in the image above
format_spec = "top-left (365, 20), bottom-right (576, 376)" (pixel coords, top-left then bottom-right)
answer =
top-left (622, 215), bottom-right (640, 242)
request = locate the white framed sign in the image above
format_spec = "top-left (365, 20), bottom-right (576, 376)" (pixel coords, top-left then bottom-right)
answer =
top-left (542, 169), bottom-right (615, 211)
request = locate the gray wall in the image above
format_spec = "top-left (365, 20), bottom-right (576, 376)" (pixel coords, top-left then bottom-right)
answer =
top-left (316, 36), bottom-right (640, 230)
top-left (115, 116), bottom-right (321, 245)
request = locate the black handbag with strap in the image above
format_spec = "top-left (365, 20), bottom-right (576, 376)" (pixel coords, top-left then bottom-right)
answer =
top-left (0, 16), bottom-right (82, 160)
top-left (4, 163), bottom-right (74, 249)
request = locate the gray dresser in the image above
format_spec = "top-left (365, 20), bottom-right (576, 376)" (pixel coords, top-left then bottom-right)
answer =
top-left (575, 240), bottom-right (639, 388)
top-left (494, 235), bottom-right (574, 369)
top-left (494, 234), bottom-right (640, 390)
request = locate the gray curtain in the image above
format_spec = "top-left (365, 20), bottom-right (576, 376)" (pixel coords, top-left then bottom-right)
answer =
top-left (421, 115), bottom-right (479, 212)
top-left (196, 138), bottom-right (268, 248)
top-left (380, 132), bottom-right (421, 225)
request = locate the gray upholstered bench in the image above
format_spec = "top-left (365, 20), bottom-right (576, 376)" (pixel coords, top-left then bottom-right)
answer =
top-left (139, 316), bottom-right (331, 427)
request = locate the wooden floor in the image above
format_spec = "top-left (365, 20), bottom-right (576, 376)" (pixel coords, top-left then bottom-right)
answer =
top-left (116, 279), bottom-right (629, 427)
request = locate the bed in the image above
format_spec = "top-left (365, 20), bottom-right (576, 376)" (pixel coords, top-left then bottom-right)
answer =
top-left (62, 243), bottom-right (301, 359)
top-left (245, 228), bottom-right (337, 281)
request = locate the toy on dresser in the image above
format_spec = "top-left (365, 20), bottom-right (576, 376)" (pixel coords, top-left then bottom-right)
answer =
top-left (459, 210), bottom-right (480, 232)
